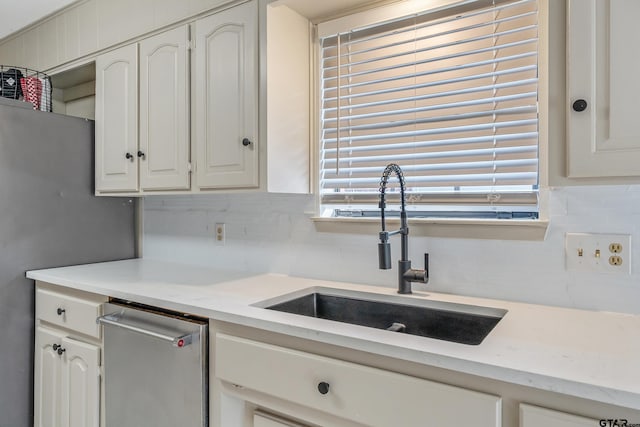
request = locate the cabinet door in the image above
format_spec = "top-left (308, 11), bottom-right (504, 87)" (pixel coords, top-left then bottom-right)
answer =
top-left (194, 0), bottom-right (259, 189)
top-left (34, 327), bottom-right (64, 427)
top-left (60, 337), bottom-right (101, 427)
top-left (95, 43), bottom-right (139, 192)
top-left (567, 0), bottom-right (640, 177)
top-left (520, 404), bottom-right (597, 427)
top-left (139, 25), bottom-right (190, 191)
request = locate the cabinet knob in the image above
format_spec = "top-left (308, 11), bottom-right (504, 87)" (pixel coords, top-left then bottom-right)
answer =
top-left (572, 99), bottom-right (588, 112)
top-left (242, 138), bottom-right (252, 147)
top-left (56, 308), bottom-right (65, 316)
top-left (317, 381), bottom-right (330, 395)
top-left (137, 151), bottom-right (145, 158)
top-left (57, 347), bottom-right (66, 356)
top-left (125, 152), bottom-right (134, 160)
top-left (52, 344), bottom-right (60, 351)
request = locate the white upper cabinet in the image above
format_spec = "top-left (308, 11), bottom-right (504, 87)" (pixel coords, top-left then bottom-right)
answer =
top-left (567, 0), bottom-right (640, 177)
top-left (37, 0), bottom-right (313, 196)
top-left (95, 44), bottom-right (139, 192)
top-left (64, 0), bottom-right (310, 195)
top-left (193, 0), bottom-right (259, 189)
top-left (95, 26), bottom-right (190, 194)
top-left (139, 26), bottom-right (190, 191)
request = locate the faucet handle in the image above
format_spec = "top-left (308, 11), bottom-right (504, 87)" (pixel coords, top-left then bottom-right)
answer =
top-left (423, 253), bottom-right (429, 283)
top-left (378, 242), bottom-right (391, 270)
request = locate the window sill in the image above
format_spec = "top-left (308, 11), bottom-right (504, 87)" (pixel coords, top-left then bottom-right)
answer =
top-left (311, 216), bottom-right (549, 241)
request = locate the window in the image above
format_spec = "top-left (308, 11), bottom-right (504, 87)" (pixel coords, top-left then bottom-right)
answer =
top-left (318, 0), bottom-right (539, 220)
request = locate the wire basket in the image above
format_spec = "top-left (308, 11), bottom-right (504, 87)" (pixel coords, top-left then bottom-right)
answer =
top-left (0, 65), bottom-right (52, 112)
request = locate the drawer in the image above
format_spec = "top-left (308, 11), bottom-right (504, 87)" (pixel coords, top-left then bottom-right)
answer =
top-left (215, 334), bottom-right (501, 427)
top-left (36, 287), bottom-right (106, 338)
top-left (520, 404), bottom-right (597, 427)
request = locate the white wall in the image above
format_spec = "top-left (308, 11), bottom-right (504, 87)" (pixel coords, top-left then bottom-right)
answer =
top-left (143, 185), bottom-right (640, 314)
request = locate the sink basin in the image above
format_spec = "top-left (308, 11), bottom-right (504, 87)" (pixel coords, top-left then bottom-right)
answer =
top-left (257, 288), bottom-right (506, 345)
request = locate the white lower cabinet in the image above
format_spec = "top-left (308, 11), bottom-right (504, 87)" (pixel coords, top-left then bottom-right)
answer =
top-left (35, 327), bottom-right (100, 427)
top-left (520, 404), bottom-right (598, 427)
top-left (34, 327), bottom-right (65, 427)
top-left (34, 282), bottom-right (107, 427)
top-left (61, 337), bottom-right (100, 427)
top-left (214, 333), bottom-right (501, 427)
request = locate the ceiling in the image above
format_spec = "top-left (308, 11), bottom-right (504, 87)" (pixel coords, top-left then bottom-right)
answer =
top-left (0, 0), bottom-right (77, 40)
top-left (270, 0), bottom-right (394, 21)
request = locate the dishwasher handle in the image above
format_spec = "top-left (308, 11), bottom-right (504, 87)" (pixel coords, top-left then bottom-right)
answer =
top-left (97, 314), bottom-right (194, 348)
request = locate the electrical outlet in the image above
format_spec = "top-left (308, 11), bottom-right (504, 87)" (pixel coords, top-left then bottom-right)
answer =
top-left (214, 223), bottom-right (225, 245)
top-left (609, 256), bottom-right (623, 266)
top-left (609, 243), bottom-right (623, 253)
top-left (565, 233), bottom-right (631, 274)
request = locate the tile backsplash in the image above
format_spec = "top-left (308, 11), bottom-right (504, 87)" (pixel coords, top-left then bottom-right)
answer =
top-left (143, 185), bottom-right (640, 314)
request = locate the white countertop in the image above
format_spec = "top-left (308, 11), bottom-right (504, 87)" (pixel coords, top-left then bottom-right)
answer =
top-left (27, 258), bottom-right (640, 410)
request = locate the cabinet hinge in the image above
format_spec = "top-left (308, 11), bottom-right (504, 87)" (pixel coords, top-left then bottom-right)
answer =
top-left (187, 40), bottom-right (195, 51)
top-left (187, 162), bottom-right (192, 173)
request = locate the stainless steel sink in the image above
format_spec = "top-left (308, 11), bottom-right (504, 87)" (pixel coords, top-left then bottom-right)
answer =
top-left (256, 288), bottom-right (506, 345)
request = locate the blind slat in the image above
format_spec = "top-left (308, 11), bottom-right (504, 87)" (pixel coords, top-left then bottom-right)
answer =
top-left (321, 192), bottom-right (538, 206)
top-left (323, 24), bottom-right (537, 75)
top-left (322, 0), bottom-right (536, 46)
top-left (322, 160), bottom-right (538, 178)
top-left (323, 132), bottom-right (539, 153)
top-left (323, 106), bottom-right (537, 134)
top-left (321, 172), bottom-right (538, 186)
top-left (323, 146), bottom-right (538, 165)
top-left (323, 39), bottom-right (537, 84)
top-left (323, 69), bottom-right (538, 105)
top-left (323, 119), bottom-right (538, 143)
top-left (323, 78), bottom-right (538, 115)
top-left (323, 92), bottom-right (537, 123)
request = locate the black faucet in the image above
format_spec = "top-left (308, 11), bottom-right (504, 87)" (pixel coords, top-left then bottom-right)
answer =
top-left (378, 163), bottom-right (429, 294)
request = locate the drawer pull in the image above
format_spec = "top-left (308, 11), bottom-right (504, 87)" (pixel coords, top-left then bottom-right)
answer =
top-left (56, 308), bottom-right (65, 316)
top-left (317, 381), bottom-right (330, 395)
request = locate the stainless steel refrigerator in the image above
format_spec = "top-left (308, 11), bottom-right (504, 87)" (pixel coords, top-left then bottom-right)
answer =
top-left (0, 99), bottom-right (136, 427)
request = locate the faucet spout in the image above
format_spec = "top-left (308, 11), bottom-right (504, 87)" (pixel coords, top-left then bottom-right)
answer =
top-left (378, 164), bottom-right (429, 294)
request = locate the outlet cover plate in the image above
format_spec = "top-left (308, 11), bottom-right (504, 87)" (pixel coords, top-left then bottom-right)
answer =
top-left (565, 233), bottom-right (631, 274)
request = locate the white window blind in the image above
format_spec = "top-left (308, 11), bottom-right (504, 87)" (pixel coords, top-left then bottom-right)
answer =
top-left (319, 0), bottom-right (539, 218)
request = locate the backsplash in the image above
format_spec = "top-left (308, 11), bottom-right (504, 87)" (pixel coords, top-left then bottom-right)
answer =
top-left (143, 185), bottom-right (640, 314)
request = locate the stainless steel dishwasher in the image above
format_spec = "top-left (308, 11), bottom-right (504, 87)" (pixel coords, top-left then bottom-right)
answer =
top-left (98, 301), bottom-right (208, 427)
